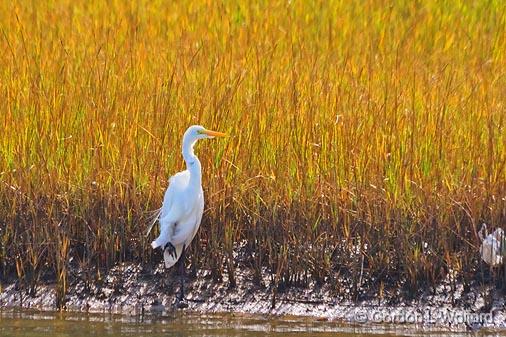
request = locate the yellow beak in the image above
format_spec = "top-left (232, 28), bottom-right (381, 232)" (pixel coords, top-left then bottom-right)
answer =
top-left (202, 129), bottom-right (226, 137)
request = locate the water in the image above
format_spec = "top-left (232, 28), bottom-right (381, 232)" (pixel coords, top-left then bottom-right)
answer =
top-left (0, 309), bottom-right (504, 337)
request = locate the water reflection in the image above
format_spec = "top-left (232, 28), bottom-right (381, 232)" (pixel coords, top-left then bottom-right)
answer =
top-left (0, 309), bottom-right (504, 337)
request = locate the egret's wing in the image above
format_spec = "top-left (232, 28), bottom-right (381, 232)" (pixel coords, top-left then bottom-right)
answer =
top-left (170, 189), bottom-right (204, 246)
top-left (162, 207), bottom-right (201, 268)
top-left (146, 170), bottom-right (190, 238)
top-left (161, 171), bottom-right (190, 216)
top-left (171, 217), bottom-right (198, 246)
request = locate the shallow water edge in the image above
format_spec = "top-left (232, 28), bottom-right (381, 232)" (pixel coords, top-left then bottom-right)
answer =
top-left (5, 308), bottom-right (506, 337)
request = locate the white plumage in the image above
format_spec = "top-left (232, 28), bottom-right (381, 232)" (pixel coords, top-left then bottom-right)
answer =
top-left (479, 224), bottom-right (504, 267)
top-left (149, 125), bottom-right (225, 269)
top-left (155, 171), bottom-right (204, 267)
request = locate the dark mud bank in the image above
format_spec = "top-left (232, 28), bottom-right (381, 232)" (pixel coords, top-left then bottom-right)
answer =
top-left (1, 261), bottom-right (506, 332)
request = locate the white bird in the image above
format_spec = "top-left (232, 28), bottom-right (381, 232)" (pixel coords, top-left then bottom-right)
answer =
top-left (147, 125), bottom-right (225, 300)
top-left (478, 224), bottom-right (504, 267)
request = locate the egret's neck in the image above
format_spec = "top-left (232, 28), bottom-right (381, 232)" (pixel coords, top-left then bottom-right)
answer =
top-left (182, 138), bottom-right (202, 187)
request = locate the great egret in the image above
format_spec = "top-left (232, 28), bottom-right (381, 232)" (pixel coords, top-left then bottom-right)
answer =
top-left (147, 125), bottom-right (225, 301)
top-left (478, 224), bottom-right (504, 266)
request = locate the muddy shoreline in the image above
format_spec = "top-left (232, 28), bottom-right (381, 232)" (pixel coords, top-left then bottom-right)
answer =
top-left (1, 261), bottom-right (505, 332)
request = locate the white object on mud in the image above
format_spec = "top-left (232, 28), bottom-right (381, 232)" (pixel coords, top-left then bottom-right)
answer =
top-left (478, 224), bottom-right (505, 267)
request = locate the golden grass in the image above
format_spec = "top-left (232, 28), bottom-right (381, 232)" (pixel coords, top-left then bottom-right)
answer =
top-left (0, 0), bottom-right (505, 304)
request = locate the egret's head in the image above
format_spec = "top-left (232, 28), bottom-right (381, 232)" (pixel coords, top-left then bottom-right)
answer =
top-left (183, 125), bottom-right (226, 144)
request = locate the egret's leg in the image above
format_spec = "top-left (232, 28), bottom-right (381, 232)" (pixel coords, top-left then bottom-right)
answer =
top-left (177, 244), bottom-right (186, 302)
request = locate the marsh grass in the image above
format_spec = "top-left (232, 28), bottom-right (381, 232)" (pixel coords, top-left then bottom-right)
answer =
top-left (0, 0), bottom-right (505, 306)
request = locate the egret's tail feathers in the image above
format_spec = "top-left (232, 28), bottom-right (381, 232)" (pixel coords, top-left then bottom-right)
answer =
top-left (145, 207), bottom-right (162, 237)
top-left (163, 244), bottom-right (184, 268)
